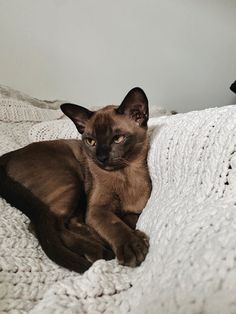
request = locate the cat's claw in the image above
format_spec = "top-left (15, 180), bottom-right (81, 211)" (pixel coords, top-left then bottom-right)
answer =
top-left (115, 230), bottom-right (149, 267)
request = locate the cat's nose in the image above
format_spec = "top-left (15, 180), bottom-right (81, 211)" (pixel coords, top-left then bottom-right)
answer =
top-left (97, 154), bottom-right (109, 163)
top-left (96, 145), bottom-right (110, 164)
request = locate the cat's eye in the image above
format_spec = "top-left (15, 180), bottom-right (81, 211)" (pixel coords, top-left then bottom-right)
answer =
top-left (113, 135), bottom-right (125, 144)
top-left (85, 138), bottom-right (96, 146)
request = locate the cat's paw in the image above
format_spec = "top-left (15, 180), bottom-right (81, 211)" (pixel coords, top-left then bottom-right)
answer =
top-left (115, 230), bottom-right (149, 267)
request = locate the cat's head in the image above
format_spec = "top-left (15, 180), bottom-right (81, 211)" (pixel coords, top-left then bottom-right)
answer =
top-left (61, 87), bottom-right (149, 170)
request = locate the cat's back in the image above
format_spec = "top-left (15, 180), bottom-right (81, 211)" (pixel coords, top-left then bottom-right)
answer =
top-left (1, 139), bottom-right (86, 196)
top-left (2, 139), bottom-right (83, 165)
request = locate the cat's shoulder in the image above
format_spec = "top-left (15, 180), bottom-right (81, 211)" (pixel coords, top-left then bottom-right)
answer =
top-left (25, 139), bottom-right (81, 150)
top-left (16, 139), bottom-right (83, 159)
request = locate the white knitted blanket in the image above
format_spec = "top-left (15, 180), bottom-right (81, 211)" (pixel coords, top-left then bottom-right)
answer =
top-left (0, 94), bottom-right (236, 313)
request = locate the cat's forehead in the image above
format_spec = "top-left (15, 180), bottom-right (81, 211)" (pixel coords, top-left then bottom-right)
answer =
top-left (85, 105), bottom-right (133, 137)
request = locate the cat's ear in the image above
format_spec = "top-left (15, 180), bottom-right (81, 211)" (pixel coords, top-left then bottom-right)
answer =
top-left (116, 87), bottom-right (149, 127)
top-left (60, 103), bottom-right (93, 134)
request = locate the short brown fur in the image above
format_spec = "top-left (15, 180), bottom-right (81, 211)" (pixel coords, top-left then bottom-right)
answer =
top-left (0, 87), bottom-right (151, 272)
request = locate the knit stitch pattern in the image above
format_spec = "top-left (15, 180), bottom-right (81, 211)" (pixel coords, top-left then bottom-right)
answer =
top-left (0, 97), bottom-right (236, 313)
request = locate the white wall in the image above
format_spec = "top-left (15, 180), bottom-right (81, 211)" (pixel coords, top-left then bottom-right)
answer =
top-left (0, 0), bottom-right (235, 112)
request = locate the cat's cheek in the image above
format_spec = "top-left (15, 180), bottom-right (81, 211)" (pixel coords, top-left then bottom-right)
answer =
top-left (83, 146), bottom-right (95, 160)
top-left (123, 144), bottom-right (143, 161)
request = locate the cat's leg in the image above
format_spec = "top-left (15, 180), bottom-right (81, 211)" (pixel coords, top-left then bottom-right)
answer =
top-left (67, 216), bottom-right (108, 246)
top-left (119, 213), bottom-right (140, 230)
top-left (0, 164), bottom-right (92, 272)
top-left (47, 188), bottom-right (115, 263)
top-left (61, 217), bottom-right (115, 262)
top-left (86, 204), bottom-right (149, 267)
top-left (0, 163), bottom-right (111, 271)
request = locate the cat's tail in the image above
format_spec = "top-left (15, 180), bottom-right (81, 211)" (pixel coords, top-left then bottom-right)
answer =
top-left (0, 163), bottom-right (92, 273)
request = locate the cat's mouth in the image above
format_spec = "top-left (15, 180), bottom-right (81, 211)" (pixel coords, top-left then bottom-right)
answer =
top-left (95, 159), bottom-right (127, 171)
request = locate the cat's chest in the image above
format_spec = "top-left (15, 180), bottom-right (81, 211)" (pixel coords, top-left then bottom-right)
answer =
top-left (108, 168), bottom-right (151, 214)
top-left (88, 163), bottom-right (151, 214)
top-left (119, 192), bottom-right (150, 214)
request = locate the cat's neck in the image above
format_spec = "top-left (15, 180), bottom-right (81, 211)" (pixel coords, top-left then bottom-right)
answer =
top-left (124, 137), bottom-right (149, 173)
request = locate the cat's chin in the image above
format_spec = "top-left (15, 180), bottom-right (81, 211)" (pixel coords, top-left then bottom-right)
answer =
top-left (96, 162), bottom-right (126, 171)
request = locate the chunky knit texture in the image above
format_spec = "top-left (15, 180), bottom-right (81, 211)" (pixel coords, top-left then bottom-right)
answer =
top-left (0, 90), bottom-right (236, 313)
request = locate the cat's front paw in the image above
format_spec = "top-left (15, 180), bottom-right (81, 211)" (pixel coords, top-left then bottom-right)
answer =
top-left (115, 230), bottom-right (149, 267)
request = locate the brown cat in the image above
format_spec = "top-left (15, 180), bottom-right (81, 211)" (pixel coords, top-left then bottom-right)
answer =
top-left (0, 87), bottom-right (152, 273)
